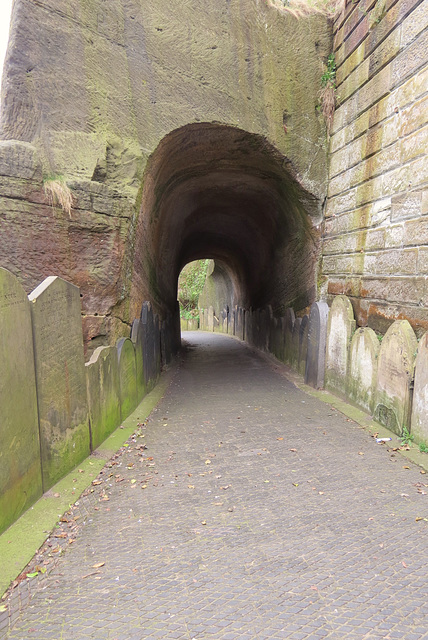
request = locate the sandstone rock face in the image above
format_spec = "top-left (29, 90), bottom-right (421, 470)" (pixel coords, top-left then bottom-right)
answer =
top-left (0, 1), bottom-right (331, 349)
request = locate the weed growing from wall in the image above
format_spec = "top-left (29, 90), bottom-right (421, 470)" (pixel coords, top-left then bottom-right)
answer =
top-left (43, 176), bottom-right (74, 217)
top-left (319, 53), bottom-right (337, 134)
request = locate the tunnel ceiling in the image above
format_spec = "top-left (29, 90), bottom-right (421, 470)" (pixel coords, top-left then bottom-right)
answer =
top-left (130, 123), bottom-right (321, 317)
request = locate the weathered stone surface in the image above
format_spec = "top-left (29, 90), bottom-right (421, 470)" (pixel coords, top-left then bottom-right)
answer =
top-left (299, 315), bottom-right (309, 376)
top-left (325, 295), bottom-right (356, 397)
top-left (0, 141), bottom-right (41, 179)
top-left (305, 301), bottom-right (329, 389)
top-left (29, 276), bottom-right (90, 490)
top-left (410, 332), bottom-right (428, 445)
top-left (291, 317), bottom-right (302, 370)
top-left (347, 327), bottom-right (379, 414)
top-left (85, 346), bottom-right (121, 450)
top-left (374, 320), bottom-right (418, 435)
top-left (117, 338), bottom-right (138, 420)
top-left (131, 319), bottom-right (146, 402)
top-left (283, 308), bottom-right (295, 364)
top-left (140, 302), bottom-right (159, 386)
top-left (0, 268), bottom-right (42, 534)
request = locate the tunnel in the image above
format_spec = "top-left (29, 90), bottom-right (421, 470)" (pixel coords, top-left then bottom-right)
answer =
top-left (128, 122), bottom-right (323, 341)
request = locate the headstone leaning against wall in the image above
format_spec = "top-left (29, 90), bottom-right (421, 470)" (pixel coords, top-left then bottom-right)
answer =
top-left (325, 296), bottom-right (356, 397)
top-left (410, 332), bottom-right (428, 445)
top-left (291, 317), bottom-right (302, 370)
top-left (0, 268), bottom-right (43, 533)
top-left (374, 320), bottom-right (418, 435)
top-left (85, 346), bottom-right (121, 450)
top-left (29, 276), bottom-right (90, 490)
top-left (283, 308), bottom-right (295, 363)
top-left (131, 319), bottom-right (146, 402)
top-left (299, 315), bottom-right (309, 377)
top-left (305, 301), bottom-right (329, 389)
top-left (347, 328), bottom-right (379, 414)
top-left (117, 338), bottom-right (138, 420)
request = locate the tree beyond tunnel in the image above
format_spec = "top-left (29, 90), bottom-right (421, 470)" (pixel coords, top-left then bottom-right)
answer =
top-left (129, 123), bottom-right (322, 322)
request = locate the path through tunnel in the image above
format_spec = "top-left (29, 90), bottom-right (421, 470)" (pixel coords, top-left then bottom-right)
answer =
top-left (129, 123), bottom-right (323, 353)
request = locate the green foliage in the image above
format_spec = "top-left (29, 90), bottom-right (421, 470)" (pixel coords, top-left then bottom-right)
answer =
top-left (321, 54), bottom-right (336, 89)
top-left (400, 426), bottom-right (414, 446)
top-left (419, 442), bottom-right (428, 453)
top-left (178, 260), bottom-right (210, 320)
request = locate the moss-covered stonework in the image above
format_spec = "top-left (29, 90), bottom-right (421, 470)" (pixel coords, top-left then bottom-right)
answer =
top-left (85, 346), bottom-right (121, 450)
top-left (0, 270), bottom-right (42, 533)
top-left (410, 332), bottom-right (428, 446)
top-left (374, 320), bottom-right (418, 435)
top-left (347, 327), bottom-right (379, 414)
top-left (29, 276), bottom-right (91, 490)
top-left (0, 0), bottom-right (331, 348)
top-left (325, 295), bottom-right (356, 397)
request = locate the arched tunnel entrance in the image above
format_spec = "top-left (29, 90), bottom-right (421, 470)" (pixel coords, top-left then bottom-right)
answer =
top-left (128, 123), bottom-right (323, 352)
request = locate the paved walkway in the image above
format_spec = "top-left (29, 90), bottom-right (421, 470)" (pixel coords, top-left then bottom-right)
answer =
top-left (4, 332), bottom-right (428, 640)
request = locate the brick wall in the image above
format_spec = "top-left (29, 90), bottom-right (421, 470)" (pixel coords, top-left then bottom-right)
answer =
top-left (323, 0), bottom-right (428, 337)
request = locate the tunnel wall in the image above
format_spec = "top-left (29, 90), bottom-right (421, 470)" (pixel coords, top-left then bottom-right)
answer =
top-left (322, 0), bottom-right (428, 337)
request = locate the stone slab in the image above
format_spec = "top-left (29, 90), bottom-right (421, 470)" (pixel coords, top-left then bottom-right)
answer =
top-left (410, 332), bottom-right (428, 445)
top-left (325, 295), bottom-right (356, 397)
top-left (85, 346), bottom-right (121, 450)
top-left (374, 320), bottom-right (418, 435)
top-left (0, 268), bottom-right (42, 534)
top-left (347, 327), bottom-right (379, 414)
top-left (284, 308), bottom-right (295, 364)
top-left (29, 276), bottom-right (90, 490)
top-left (299, 315), bottom-right (309, 377)
top-left (131, 319), bottom-right (146, 402)
top-left (117, 338), bottom-right (138, 421)
top-left (305, 301), bottom-right (329, 389)
top-left (291, 317), bottom-right (302, 370)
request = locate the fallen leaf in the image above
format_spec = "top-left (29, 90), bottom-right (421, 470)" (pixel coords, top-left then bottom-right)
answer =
top-left (402, 561), bottom-right (407, 568)
top-left (26, 572), bottom-right (38, 578)
top-left (0, 605), bottom-right (7, 612)
top-left (205, 460), bottom-right (211, 465)
top-left (403, 466), bottom-right (410, 469)
top-left (292, 483), bottom-right (299, 487)
top-left (310, 585), bottom-right (318, 590)
top-left (188, 485), bottom-right (195, 489)
top-left (289, 448), bottom-right (297, 452)
top-left (131, 479), bottom-right (136, 484)
top-left (141, 484), bottom-right (147, 489)
top-left (358, 452), bottom-right (364, 456)
top-left (92, 562), bottom-right (105, 568)
top-left (92, 480), bottom-right (102, 486)
top-left (277, 437), bottom-right (284, 441)
top-left (201, 521), bottom-right (207, 525)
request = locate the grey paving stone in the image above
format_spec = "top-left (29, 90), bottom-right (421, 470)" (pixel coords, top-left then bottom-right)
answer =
top-left (2, 333), bottom-right (428, 640)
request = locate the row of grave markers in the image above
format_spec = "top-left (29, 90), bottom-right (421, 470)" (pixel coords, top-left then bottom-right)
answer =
top-left (199, 298), bottom-right (427, 445)
top-left (0, 267), bottom-right (177, 534)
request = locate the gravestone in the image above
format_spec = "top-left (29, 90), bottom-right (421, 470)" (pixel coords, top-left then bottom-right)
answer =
top-left (86, 346), bottom-right (121, 450)
top-left (291, 317), bottom-right (302, 370)
top-left (117, 338), bottom-right (138, 419)
top-left (0, 268), bottom-right (42, 533)
top-left (305, 301), bottom-right (329, 389)
top-left (299, 315), bottom-right (309, 377)
top-left (204, 308), bottom-right (208, 331)
top-left (29, 276), bottom-right (90, 490)
top-left (284, 308), bottom-right (295, 363)
top-left (374, 320), bottom-right (418, 435)
top-left (208, 306), bottom-right (214, 331)
top-left (131, 319), bottom-right (146, 401)
top-left (325, 295), bottom-right (356, 397)
top-left (141, 302), bottom-right (157, 385)
top-left (410, 332), bottom-right (428, 445)
top-left (347, 328), bottom-right (379, 414)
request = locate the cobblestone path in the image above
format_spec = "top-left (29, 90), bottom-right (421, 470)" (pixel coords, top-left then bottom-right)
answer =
top-left (4, 332), bottom-right (428, 640)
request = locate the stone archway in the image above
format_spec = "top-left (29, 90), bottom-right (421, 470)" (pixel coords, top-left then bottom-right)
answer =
top-left (128, 123), bottom-right (322, 330)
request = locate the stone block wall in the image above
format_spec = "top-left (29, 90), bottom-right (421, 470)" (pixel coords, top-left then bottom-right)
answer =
top-left (323, 0), bottom-right (428, 337)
